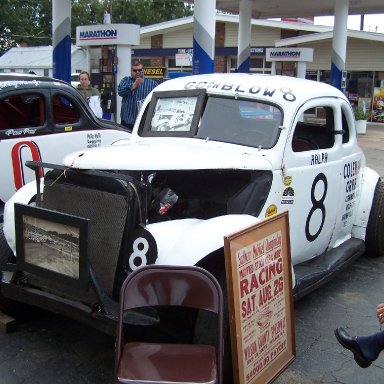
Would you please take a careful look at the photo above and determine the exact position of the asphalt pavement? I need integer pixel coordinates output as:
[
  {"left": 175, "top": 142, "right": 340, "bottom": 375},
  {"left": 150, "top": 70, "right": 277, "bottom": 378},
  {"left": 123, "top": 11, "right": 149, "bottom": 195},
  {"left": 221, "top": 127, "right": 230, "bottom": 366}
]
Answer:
[
  {"left": 357, "top": 122, "right": 384, "bottom": 177},
  {"left": 0, "top": 123, "right": 384, "bottom": 384}
]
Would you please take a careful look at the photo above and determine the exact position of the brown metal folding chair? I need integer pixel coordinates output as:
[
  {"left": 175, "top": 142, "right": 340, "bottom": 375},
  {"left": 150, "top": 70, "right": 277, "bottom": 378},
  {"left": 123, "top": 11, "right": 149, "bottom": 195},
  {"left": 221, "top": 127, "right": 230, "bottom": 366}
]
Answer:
[{"left": 114, "top": 264, "right": 223, "bottom": 384}]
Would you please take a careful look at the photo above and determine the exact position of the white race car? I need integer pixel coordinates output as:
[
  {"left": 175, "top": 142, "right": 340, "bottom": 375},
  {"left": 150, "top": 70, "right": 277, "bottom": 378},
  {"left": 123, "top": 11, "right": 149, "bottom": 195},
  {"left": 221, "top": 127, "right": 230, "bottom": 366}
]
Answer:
[{"left": 1, "top": 74, "right": 383, "bottom": 376}]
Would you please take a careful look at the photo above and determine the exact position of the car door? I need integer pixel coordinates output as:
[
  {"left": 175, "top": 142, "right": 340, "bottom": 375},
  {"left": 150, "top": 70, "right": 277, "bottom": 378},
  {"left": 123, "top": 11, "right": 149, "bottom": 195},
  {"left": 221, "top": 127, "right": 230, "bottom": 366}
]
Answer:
[
  {"left": 329, "top": 101, "right": 365, "bottom": 246},
  {"left": 0, "top": 88, "right": 130, "bottom": 204},
  {"left": 282, "top": 98, "right": 344, "bottom": 265}
]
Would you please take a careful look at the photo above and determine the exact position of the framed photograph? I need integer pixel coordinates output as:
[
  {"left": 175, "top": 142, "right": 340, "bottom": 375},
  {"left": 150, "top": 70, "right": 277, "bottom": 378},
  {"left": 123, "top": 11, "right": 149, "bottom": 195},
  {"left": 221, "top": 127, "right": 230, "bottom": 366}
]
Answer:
[
  {"left": 15, "top": 203, "right": 89, "bottom": 289},
  {"left": 224, "top": 211, "right": 295, "bottom": 384},
  {"left": 142, "top": 89, "right": 206, "bottom": 137}
]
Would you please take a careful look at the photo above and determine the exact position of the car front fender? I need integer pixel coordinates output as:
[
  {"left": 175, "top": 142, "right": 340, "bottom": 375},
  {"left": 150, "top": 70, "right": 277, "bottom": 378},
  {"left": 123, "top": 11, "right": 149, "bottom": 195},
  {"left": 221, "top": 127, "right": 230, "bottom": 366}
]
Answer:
[
  {"left": 3, "top": 179, "right": 42, "bottom": 255},
  {"left": 352, "top": 166, "right": 380, "bottom": 239},
  {"left": 146, "top": 214, "right": 261, "bottom": 266}
]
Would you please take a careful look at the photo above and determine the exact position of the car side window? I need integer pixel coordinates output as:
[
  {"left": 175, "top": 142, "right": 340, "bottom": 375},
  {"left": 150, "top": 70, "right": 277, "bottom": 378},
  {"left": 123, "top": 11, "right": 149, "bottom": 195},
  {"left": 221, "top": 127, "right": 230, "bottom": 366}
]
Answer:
[
  {"left": 292, "top": 106, "right": 335, "bottom": 152},
  {"left": 0, "top": 94, "right": 45, "bottom": 130},
  {"left": 52, "top": 94, "right": 81, "bottom": 125},
  {"left": 341, "top": 109, "right": 350, "bottom": 144}
]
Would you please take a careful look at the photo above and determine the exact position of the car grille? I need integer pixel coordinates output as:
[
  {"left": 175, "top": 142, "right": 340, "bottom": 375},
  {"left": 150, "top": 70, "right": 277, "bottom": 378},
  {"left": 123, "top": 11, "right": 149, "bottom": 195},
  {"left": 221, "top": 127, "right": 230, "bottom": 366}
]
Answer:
[{"left": 42, "top": 172, "right": 134, "bottom": 296}]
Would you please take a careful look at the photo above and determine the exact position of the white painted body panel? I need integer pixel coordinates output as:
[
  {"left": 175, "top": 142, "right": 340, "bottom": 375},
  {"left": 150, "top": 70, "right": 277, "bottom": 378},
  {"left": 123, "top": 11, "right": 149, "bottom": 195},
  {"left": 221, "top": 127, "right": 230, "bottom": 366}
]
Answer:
[
  {"left": 63, "top": 138, "right": 273, "bottom": 171},
  {"left": 3, "top": 180, "right": 41, "bottom": 254},
  {"left": 147, "top": 215, "right": 261, "bottom": 266},
  {"left": 352, "top": 167, "right": 381, "bottom": 239},
  {"left": 0, "top": 130, "right": 130, "bottom": 203}
]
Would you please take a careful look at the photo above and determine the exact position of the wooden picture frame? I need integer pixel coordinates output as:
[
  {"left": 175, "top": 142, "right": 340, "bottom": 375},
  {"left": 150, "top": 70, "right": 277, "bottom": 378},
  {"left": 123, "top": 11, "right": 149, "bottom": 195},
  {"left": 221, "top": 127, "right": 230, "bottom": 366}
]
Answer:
[
  {"left": 142, "top": 89, "right": 206, "bottom": 137},
  {"left": 224, "top": 211, "right": 295, "bottom": 384},
  {"left": 15, "top": 203, "right": 89, "bottom": 290}
]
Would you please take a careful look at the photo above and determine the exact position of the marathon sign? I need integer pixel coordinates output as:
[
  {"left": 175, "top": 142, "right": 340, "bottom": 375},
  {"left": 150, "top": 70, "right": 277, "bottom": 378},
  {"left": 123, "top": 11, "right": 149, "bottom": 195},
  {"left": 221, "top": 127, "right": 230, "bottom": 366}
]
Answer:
[
  {"left": 266, "top": 48, "right": 313, "bottom": 62},
  {"left": 79, "top": 29, "right": 117, "bottom": 40},
  {"left": 76, "top": 24, "right": 140, "bottom": 46}
]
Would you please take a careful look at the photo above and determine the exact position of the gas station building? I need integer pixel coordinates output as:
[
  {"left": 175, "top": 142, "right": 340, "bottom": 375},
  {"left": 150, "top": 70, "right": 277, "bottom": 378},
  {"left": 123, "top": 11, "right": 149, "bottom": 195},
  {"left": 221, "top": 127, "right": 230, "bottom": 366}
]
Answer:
[
  {"left": 75, "top": 14, "right": 384, "bottom": 121},
  {"left": 1, "top": 14, "right": 383, "bottom": 122},
  {"left": 135, "top": 15, "right": 384, "bottom": 109}
]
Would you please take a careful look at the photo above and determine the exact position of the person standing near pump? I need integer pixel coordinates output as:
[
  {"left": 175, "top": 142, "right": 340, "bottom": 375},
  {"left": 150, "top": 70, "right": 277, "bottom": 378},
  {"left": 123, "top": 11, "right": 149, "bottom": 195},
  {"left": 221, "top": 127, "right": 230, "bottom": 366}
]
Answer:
[
  {"left": 118, "top": 61, "right": 158, "bottom": 132},
  {"left": 76, "top": 71, "right": 103, "bottom": 118}
]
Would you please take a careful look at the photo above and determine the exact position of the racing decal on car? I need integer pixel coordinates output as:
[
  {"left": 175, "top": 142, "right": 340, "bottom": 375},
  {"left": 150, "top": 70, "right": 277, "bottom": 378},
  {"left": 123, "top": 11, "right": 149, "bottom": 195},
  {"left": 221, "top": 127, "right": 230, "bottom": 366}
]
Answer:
[
  {"left": 124, "top": 228, "right": 158, "bottom": 273},
  {"left": 87, "top": 132, "right": 102, "bottom": 148},
  {"left": 305, "top": 173, "right": 327, "bottom": 242},
  {"left": 5, "top": 128, "right": 38, "bottom": 136},
  {"left": 283, "top": 176, "right": 292, "bottom": 186},
  {"left": 0, "top": 80, "right": 40, "bottom": 90},
  {"left": 11, "top": 141, "right": 43, "bottom": 190},
  {"left": 184, "top": 81, "right": 296, "bottom": 102},
  {"left": 265, "top": 204, "right": 277, "bottom": 218},
  {"left": 341, "top": 160, "right": 361, "bottom": 223},
  {"left": 281, "top": 187, "right": 294, "bottom": 205},
  {"left": 311, "top": 152, "right": 328, "bottom": 165}
]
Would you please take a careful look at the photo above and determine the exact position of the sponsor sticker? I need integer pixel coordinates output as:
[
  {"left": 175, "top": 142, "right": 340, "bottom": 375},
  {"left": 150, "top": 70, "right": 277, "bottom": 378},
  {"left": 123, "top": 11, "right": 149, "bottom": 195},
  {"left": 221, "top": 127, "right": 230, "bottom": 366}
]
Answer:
[
  {"left": 283, "top": 176, "right": 292, "bottom": 186},
  {"left": 265, "top": 204, "right": 277, "bottom": 218}
]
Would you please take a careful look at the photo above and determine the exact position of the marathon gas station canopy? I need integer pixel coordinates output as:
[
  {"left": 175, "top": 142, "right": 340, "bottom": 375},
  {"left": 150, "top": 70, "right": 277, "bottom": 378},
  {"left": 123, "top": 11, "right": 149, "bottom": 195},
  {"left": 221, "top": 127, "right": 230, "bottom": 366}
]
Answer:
[
  {"left": 185, "top": 0, "right": 383, "bottom": 89},
  {"left": 202, "top": 0, "right": 383, "bottom": 18},
  {"left": 52, "top": 0, "right": 384, "bottom": 91}
]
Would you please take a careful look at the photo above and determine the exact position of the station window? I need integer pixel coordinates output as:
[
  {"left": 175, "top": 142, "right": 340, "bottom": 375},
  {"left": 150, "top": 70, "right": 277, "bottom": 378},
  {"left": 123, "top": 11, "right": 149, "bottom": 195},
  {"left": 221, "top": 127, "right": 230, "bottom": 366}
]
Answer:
[
  {"left": 167, "top": 58, "right": 192, "bottom": 75},
  {"left": 348, "top": 72, "right": 374, "bottom": 98},
  {"left": 229, "top": 57, "right": 272, "bottom": 74},
  {"left": 132, "top": 58, "right": 151, "bottom": 67}
]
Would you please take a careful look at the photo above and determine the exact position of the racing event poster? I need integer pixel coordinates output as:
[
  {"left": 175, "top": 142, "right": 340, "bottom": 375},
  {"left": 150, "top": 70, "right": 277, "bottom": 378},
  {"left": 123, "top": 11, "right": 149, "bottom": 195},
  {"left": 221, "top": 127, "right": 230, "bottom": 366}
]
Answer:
[{"left": 224, "top": 211, "right": 295, "bottom": 384}]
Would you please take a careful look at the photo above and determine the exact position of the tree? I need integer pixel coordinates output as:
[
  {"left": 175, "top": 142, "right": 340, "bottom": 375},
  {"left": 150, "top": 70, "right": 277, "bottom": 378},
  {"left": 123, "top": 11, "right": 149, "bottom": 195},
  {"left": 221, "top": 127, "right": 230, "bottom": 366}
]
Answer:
[
  {"left": 0, "top": 0, "right": 193, "bottom": 53},
  {"left": 71, "top": 0, "right": 109, "bottom": 37},
  {"left": 109, "top": 0, "right": 193, "bottom": 26},
  {"left": 0, "top": 0, "right": 52, "bottom": 51}
]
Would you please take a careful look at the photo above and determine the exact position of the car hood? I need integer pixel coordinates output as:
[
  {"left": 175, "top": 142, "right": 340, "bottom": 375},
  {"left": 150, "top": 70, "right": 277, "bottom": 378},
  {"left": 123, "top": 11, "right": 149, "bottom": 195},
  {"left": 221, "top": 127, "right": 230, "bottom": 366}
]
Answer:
[{"left": 63, "top": 138, "right": 273, "bottom": 171}]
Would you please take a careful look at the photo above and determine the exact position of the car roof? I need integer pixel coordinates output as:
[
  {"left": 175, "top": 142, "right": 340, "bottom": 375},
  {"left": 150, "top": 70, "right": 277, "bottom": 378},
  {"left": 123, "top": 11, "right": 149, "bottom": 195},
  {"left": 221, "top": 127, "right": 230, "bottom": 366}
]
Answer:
[
  {"left": 0, "top": 73, "right": 71, "bottom": 89},
  {"left": 154, "top": 73, "right": 348, "bottom": 108}
]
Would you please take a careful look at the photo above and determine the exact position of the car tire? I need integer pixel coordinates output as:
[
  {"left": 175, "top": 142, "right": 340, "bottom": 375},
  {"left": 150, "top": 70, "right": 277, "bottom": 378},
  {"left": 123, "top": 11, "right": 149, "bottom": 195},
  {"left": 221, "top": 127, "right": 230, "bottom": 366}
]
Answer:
[
  {"left": 0, "top": 223, "right": 16, "bottom": 312},
  {"left": 365, "top": 180, "right": 384, "bottom": 257}
]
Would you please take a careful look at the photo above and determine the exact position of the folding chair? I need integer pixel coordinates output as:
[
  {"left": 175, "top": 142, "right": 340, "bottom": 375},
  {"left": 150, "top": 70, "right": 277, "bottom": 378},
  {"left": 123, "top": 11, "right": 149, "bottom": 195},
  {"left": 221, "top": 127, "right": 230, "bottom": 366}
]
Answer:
[{"left": 115, "top": 264, "right": 223, "bottom": 384}]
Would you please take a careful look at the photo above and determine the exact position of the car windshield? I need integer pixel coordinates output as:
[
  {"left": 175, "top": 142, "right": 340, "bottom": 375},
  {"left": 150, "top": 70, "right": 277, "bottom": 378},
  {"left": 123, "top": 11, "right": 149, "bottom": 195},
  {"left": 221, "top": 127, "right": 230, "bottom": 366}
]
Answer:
[{"left": 197, "top": 97, "right": 282, "bottom": 148}]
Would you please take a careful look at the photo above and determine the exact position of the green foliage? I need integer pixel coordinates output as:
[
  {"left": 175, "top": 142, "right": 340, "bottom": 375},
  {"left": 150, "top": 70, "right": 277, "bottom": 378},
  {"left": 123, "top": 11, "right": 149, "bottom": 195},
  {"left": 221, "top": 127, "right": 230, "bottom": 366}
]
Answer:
[
  {"left": 111, "top": 0, "right": 193, "bottom": 25},
  {"left": 354, "top": 106, "right": 370, "bottom": 120},
  {"left": 0, "top": 0, "right": 52, "bottom": 51},
  {"left": 71, "top": 0, "right": 109, "bottom": 37},
  {"left": 0, "top": 0, "right": 193, "bottom": 53}
]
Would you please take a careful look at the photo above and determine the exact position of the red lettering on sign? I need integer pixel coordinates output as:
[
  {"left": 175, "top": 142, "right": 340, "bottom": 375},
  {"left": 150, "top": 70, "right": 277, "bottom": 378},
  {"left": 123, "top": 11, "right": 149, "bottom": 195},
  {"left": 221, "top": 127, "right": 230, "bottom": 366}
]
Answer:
[{"left": 11, "top": 141, "right": 43, "bottom": 190}]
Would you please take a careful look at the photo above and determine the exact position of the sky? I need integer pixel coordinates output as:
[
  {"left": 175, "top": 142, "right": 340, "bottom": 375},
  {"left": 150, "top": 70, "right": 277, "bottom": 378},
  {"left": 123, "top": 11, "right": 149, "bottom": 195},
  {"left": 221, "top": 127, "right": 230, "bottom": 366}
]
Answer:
[{"left": 314, "top": 14, "right": 384, "bottom": 33}]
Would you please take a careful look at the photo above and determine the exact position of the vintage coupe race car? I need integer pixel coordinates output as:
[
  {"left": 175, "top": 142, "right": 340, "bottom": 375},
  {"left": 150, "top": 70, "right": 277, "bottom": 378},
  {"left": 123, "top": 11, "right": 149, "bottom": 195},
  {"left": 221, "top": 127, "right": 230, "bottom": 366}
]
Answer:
[
  {"left": 0, "top": 73, "right": 131, "bottom": 206},
  {"left": 1, "top": 73, "right": 383, "bottom": 340}
]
